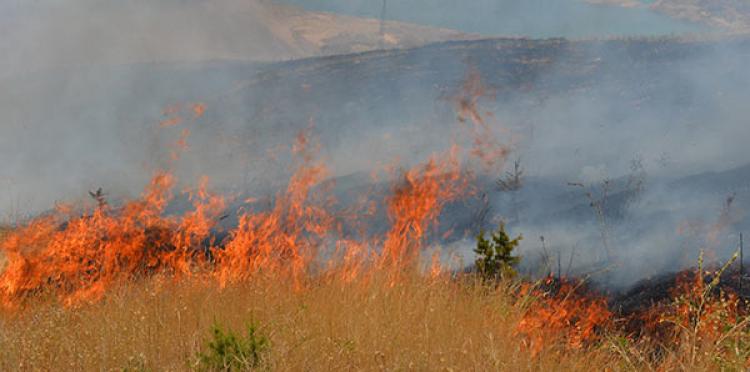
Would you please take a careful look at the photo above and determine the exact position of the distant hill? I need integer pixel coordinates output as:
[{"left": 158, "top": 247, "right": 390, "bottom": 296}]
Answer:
[
  {"left": 651, "top": 0, "right": 750, "bottom": 32},
  {"left": 590, "top": 0, "right": 750, "bottom": 33},
  {"left": 0, "top": 0, "right": 475, "bottom": 78},
  {"left": 281, "top": 0, "right": 703, "bottom": 38}
]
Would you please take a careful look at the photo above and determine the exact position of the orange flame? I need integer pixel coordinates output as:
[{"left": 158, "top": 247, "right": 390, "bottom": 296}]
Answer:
[
  {"left": 638, "top": 270, "right": 743, "bottom": 346},
  {"left": 517, "top": 278, "right": 613, "bottom": 355},
  {"left": 455, "top": 68, "right": 512, "bottom": 173},
  {"left": 159, "top": 102, "right": 206, "bottom": 127},
  {"left": 0, "top": 172, "right": 202, "bottom": 307},
  {"left": 380, "top": 146, "right": 469, "bottom": 270},
  {"left": 216, "top": 131, "right": 334, "bottom": 288},
  {"left": 0, "top": 70, "right": 516, "bottom": 308},
  {"left": 192, "top": 103, "right": 206, "bottom": 119}
]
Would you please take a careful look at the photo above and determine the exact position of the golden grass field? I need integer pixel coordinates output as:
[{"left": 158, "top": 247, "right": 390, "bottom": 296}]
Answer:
[
  {"left": 0, "top": 273, "right": 594, "bottom": 371},
  {"left": 1, "top": 268, "right": 748, "bottom": 371}
]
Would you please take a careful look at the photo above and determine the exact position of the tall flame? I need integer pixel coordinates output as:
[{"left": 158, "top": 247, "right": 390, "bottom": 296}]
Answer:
[
  {"left": 0, "top": 69, "right": 512, "bottom": 308},
  {"left": 0, "top": 172, "right": 200, "bottom": 306},
  {"left": 380, "top": 146, "right": 469, "bottom": 269},
  {"left": 216, "top": 132, "right": 333, "bottom": 287}
]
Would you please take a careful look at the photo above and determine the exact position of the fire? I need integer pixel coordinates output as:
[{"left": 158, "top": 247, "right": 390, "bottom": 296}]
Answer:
[
  {"left": 5, "top": 70, "right": 750, "bottom": 370},
  {"left": 0, "top": 101, "right": 224, "bottom": 307},
  {"left": 639, "top": 267, "right": 744, "bottom": 349},
  {"left": 0, "top": 129, "right": 476, "bottom": 307},
  {"left": 159, "top": 102, "right": 206, "bottom": 127},
  {"left": 160, "top": 104, "right": 182, "bottom": 127},
  {"left": 455, "top": 68, "right": 512, "bottom": 173},
  {"left": 171, "top": 128, "right": 191, "bottom": 161},
  {"left": 0, "top": 68, "right": 513, "bottom": 309},
  {"left": 380, "top": 146, "right": 469, "bottom": 269},
  {"left": 675, "top": 196, "right": 743, "bottom": 267},
  {"left": 0, "top": 172, "right": 197, "bottom": 307},
  {"left": 517, "top": 278, "right": 613, "bottom": 355},
  {"left": 192, "top": 103, "right": 206, "bottom": 119},
  {"left": 216, "top": 132, "right": 334, "bottom": 287}
]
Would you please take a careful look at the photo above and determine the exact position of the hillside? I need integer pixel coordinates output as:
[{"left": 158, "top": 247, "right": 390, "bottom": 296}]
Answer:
[
  {"left": 650, "top": 0, "right": 750, "bottom": 32},
  {"left": 281, "top": 0, "right": 704, "bottom": 38},
  {"left": 590, "top": 0, "right": 750, "bottom": 33},
  {"left": 0, "top": 0, "right": 474, "bottom": 78}
]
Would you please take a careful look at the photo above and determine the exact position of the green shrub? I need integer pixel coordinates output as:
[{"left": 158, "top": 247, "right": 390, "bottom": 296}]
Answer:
[
  {"left": 196, "top": 322, "right": 269, "bottom": 371},
  {"left": 474, "top": 224, "right": 521, "bottom": 281}
]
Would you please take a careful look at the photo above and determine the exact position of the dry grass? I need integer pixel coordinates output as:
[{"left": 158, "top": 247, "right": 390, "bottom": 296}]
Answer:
[
  {"left": 0, "top": 225, "right": 8, "bottom": 272},
  {"left": 0, "top": 270, "right": 747, "bottom": 371},
  {"left": 0, "top": 272, "right": 617, "bottom": 371}
]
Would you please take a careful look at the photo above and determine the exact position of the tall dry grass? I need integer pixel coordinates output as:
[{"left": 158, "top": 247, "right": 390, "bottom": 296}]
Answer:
[
  {"left": 0, "top": 269, "right": 747, "bottom": 371},
  {"left": 0, "top": 271, "right": 616, "bottom": 371},
  {"left": 0, "top": 225, "right": 8, "bottom": 272}
]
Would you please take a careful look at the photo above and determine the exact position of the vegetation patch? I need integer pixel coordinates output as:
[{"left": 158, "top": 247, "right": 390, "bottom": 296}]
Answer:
[{"left": 196, "top": 322, "right": 269, "bottom": 371}]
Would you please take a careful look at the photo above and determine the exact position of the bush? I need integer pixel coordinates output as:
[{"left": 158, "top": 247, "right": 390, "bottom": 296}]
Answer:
[
  {"left": 474, "top": 224, "right": 521, "bottom": 281},
  {"left": 196, "top": 322, "right": 269, "bottom": 371}
]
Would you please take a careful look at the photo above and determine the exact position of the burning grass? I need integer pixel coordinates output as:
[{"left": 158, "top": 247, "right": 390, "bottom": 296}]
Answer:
[
  {"left": 0, "top": 225, "right": 8, "bottom": 264},
  {"left": 3, "top": 171, "right": 750, "bottom": 369},
  {"left": 0, "top": 123, "right": 476, "bottom": 309},
  {"left": 1, "top": 176, "right": 748, "bottom": 371},
  {"left": 4, "top": 80, "right": 750, "bottom": 370},
  {"left": 1, "top": 166, "right": 749, "bottom": 370}
]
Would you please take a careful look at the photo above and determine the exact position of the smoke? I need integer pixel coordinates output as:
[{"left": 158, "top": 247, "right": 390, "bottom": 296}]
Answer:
[
  {"left": 0, "top": 0, "right": 306, "bottom": 78},
  {"left": 3, "top": 0, "right": 750, "bottom": 288},
  {"left": 479, "top": 39, "right": 750, "bottom": 287},
  {"left": 0, "top": 0, "right": 306, "bottom": 220}
]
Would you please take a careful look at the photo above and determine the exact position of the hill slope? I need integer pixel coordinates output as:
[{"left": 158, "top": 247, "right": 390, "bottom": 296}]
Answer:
[
  {"left": 0, "top": 0, "right": 474, "bottom": 78},
  {"left": 591, "top": 0, "right": 750, "bottom": 33}
]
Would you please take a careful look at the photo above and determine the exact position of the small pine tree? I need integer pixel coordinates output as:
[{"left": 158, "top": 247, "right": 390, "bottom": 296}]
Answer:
[
  {"left": 196, "top": 322, "right": 269, "bottom": 371},
  {"left": 474, "top": 224, "right": 521, "bottom": 281}
]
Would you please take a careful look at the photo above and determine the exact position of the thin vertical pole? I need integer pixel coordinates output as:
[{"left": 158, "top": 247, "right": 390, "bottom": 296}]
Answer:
[
  {"left": 558, "top": 249, "right": 562, "bottom": 281},
  {"left": 379, "top": 0, "right": 387, "bottom": 49}
]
